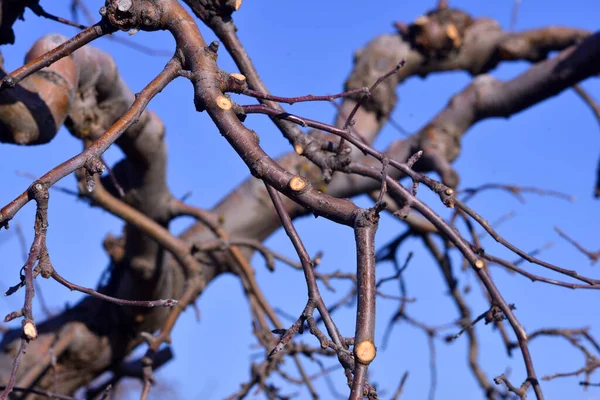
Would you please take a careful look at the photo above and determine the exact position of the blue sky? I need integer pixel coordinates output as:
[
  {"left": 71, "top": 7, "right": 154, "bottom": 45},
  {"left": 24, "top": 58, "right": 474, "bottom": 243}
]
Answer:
[{"left": 1, "top": 1, "right": 599, "bottom": 399}]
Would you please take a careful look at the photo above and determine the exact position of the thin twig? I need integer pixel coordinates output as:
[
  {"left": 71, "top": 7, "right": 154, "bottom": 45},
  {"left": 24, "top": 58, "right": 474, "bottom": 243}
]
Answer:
[
  {"left": 555, "top": 226, "right": 600, "bottom": 264},
  {"left": 51, "top": 269, "right": 177, "bottom": 307},
  {"left": 27, "top": 2, "right": 87, "bottom": 29},
  {"left": 169, "top": 200, "right": 318, "bottom": 397},
  {"left": 338, "top": 60, "right": 406, "bottom": 153},
  {"left": 241, "top": 87, "right": 369, "bottom": 105},
  {"left": 391, "top": 371, "right": 409, "bottom": 400}
]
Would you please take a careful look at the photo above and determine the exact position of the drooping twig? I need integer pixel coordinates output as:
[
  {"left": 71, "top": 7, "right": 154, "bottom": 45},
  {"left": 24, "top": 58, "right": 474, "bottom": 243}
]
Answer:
[
  {"left": 455, "top": 199, "right": 598, "bottom": 285},
  {"left": 573, "top": 84, "right": 600, "bottom": 195},
  {"left": 50, "top": 268, "right": 177, "bottom": 308},
  {"left": 387, "top": 115, "right": 411, "bottom": 137},
  {"left": 510, "top": 0, "right": 522, "bottom": 31},
  {"left": 494, "top": 373, "right": 529, "bottom": 399},
  {"left": 27, "top": 2, "right": 87, "bottom": 29},
  {"left": 555, "top": 226, "right": 600, "bottom": 264},
  {"left": 521, "top": 328, "right": 600, "bottom": 384},
  {"left": 458, "top": 183, "right": 575, "bottom": 204},
  {"left": 391, "top": 371, "right": 409, "bottom": 400},
  {"left": 573, "top": 85, "right": 600, "bottom": 126},
  {"left": 338, "top": 60, "right": 406, "bottom": 154},
  {"left": 451, "top": 305, "right": 516, "bottom": 341}
]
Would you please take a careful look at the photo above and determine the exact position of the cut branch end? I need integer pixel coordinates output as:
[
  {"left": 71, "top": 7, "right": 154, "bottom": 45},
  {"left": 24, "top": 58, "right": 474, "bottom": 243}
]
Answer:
[
  {"left": 355, "top": 340, "right": 376, "bottom": 364},
  {"left": 216, "top": 95, "right": 232, "bottom": 110},
  {"left": 23, "top": 321, "right": 37, "bottom": 340},
  {"left": 288, "top": 176, "right": 307, "bottom": 192}
]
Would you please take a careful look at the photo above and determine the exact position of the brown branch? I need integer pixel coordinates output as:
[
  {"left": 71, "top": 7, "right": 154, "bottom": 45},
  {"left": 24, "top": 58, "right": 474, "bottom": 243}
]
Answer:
[
  {"left": 0, "top": 56, "right": 182, "bottom": 227},
  {"left": 0, "top": 182, "right": 51, "bottom": 399},
  {"left": 264, "top": 184, "right": 353, "bottom": 381},
  {"left": 189, "top": 0, "right": 367, "bottom": 183},
  {"left": 349, "top": 208, "right": 379, "bottom": 400},
  {"left": 0, "top": 21, "right": 116, "bottom": 91},
  {"left": 82, "top": 179, "right": 200, "bottom": 278}
]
